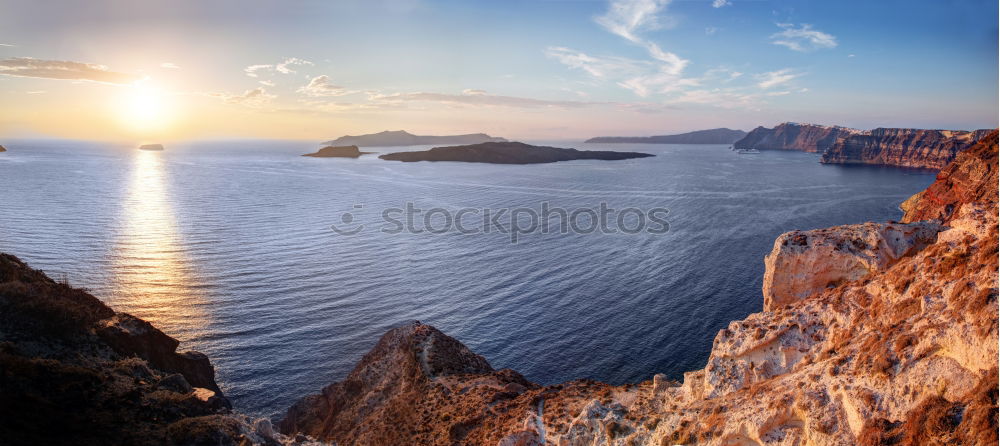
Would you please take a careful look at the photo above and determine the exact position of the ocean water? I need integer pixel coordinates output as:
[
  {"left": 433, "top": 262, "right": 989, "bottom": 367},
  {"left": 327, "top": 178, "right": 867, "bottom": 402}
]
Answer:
[{"left": 0, "top": 139, "right": 935, "bottom": 416}]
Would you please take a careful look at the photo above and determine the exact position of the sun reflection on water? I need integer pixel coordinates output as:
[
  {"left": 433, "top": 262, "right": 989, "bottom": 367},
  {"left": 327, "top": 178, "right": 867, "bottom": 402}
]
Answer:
[{"left": 109, "top": 149, "right": 208, "bottom": 341}]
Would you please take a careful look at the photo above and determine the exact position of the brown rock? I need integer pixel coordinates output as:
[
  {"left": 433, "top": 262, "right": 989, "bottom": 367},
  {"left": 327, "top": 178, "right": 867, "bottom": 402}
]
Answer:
[
  {"left": 733, "top": 122, "right": 863, "bottom": 152},
  {"left": 820, "top": 128, "right": 993, "bottom": 169}
]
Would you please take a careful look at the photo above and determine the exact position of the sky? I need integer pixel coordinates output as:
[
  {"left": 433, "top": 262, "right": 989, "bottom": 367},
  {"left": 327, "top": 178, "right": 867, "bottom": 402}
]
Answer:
[{"left": 0, "top": 0, "right": 997, "bottom": 141}]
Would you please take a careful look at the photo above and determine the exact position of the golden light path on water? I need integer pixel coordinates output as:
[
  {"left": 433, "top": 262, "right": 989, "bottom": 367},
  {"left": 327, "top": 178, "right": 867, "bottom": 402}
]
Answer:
[{"left": 107, "top": 149, "right": 209, "bottom": 341}]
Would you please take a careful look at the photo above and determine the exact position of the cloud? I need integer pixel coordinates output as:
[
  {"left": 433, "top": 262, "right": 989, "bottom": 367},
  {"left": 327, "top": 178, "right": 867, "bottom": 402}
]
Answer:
[
  {"left": 559, "top": 0, "right": 689, "bottom": 97},
  {"left": 244, "top": 58, "right": 313, "bottom": 77},
  {"left": 712, "top": 0, "right": 731, "bottom": 7},
  {"left": 545, "top": 46, "right": 647, "bottom": 79},
  {"left": 160, "top": 62, "right": 180, "bottom": 69},
  {"left": 368, "top": 89, "right": 594, "bottom": 108},
  {"left": 0, "top": 57, "right": 143, "bottom": 84},
  {"left": 770, "top": 23, "right": 837, "bottom": 52},
  {"left": 207, "top": 87, "right": 276, "bottom": 107},
  {"left": 705, "top": 27, "right": 718, "bottom": 35},
  {"left": 756, "top": 68, "right": 801, "bottom": 89},
  {"left": 259, "top": 80, "right": 275, "bottom": 87},
  {"left": 297, "top": 75, "right": 352, "bottom": 97},
  {"left": 276, "top": 57, "right": 312, "bottom": 74},
  {"left": 0, "top": 43, "right": 14, "bottom": 47},
  {"left": 595, "top": 0, "right": 673, "bottom": 43}
]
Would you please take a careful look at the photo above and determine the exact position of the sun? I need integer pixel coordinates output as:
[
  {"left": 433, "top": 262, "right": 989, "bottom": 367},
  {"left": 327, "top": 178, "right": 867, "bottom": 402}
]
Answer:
[{"left": 116, "top": 82, "right": 174, "bottom": 133}]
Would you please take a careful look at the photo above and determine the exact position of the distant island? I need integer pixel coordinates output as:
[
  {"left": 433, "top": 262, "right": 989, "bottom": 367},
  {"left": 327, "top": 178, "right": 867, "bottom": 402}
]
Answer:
[
  {"left": 302, "top": 145, "right": 372, "bottom": 158},
  {"left": 378, "top": 141, "right": 654, "bottom": 164},
  {"left": 138, "top": 144, "right": 164, "bottom": 151},
  {"left": 323, "top": 130, "right": 507, "bottom": 147},
  {"left": 585, "top": 128, "right": 746, "bottom": 144}
]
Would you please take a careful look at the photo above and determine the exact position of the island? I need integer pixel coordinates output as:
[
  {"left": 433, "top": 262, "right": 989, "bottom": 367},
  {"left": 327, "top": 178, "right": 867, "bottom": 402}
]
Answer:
[
  {"left": 323, "top": 130, "right": 507, "bottom": 147},
  {"left": 585, "top": 128, "right": 746, "bottom": 144},
  {"left": 301, "top": 145, "right": 372, "bottom": 158},
  {"left": 138, "top": 144, "right": 164, "bottom": 151},
  {"left": 0, "top": 145, "right": 6, "bottom": 152},
  {"left": 378, "top": 141, "right": 654, "bottom": 164}
]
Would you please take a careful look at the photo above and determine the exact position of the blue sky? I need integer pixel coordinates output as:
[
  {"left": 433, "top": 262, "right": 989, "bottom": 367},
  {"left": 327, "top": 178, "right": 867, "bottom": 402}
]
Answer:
[{"left": 0, "top": 0, "right": 996, "bottom": 139}]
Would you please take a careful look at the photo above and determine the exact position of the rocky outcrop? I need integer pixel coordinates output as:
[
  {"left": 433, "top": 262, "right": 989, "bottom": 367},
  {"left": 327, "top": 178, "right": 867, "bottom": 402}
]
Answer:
[
  {"left": 301, "top": 145, "right": 371, "bottom": 158},
  {"left": 281, "top": 131, "right": 999, "bottom": 445},
  {"left": 820, "top": 128, "right": 993, "bottom": 169},
  {"left": 761, "top": 221, "right": 942, "bottom": 311},
  {"left": 139, "top": 144, "right": 164, "bottom": 151},
  {"left": 323, "top": 130, "right": 507, "bottom": 147},
  {"left": 0, "top": 145, "right": 6, "bottom": 152},
  {"left": 733, "top": 123, "right": 863, "bottom": 152},
  {"left": 901, "top": 130, "right": 999, "bottom": 222},
  {"left": 0, "top": 254, "right": 304, "bottom": 446},
  {"left": 586, "top": 128, "right": 747, "bottom": 144},
  {"left": 279, "top": 322, "right": 540, "bottom": 445},
  {"left": 379, "top": 141, "right": 654, "bottom": 164}
]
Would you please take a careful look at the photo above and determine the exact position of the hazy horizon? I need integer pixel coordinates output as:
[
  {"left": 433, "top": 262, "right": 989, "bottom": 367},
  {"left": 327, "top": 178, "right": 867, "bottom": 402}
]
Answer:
[{"left": 1, "top": 0, "right": 997, "bottom": 141}]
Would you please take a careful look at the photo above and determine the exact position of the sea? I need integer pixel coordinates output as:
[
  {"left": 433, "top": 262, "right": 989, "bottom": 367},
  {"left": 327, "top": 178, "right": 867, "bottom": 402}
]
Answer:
[{"left": 0, "top": 139, "right": 936, "bottom": 417}]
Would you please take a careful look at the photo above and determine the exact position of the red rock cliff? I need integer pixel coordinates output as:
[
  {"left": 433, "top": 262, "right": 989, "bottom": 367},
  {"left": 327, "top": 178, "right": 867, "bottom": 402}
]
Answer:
[{"left": 820, "top": 128, "right": 994, "bottom": 169}]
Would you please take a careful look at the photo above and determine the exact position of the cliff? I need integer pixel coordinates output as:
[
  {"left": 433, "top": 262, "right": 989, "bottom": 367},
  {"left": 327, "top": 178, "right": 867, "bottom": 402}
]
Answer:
[
  {"left": 0, "top": 254, "right": 297, "bottom": 446},
  {"left": 733, "top": 123, "right": 863, "bottom": 153},
  {"left": 585, "top": 128, "right": 746, "bottom": 144},
  {"left": 0, "top": 145, "right": 6, "bottom": 152},
  {"left": 819, "top": 128, "right": 993, "bottom": 169},
  {"left": 379, "top": 141, "right": 654, "bottom": 164},
  {"left": 301, "top": 145, "right": 371, "bottom": 158},
  {"left": 323, "top": 130, "right": 507, "bottom": 147},
  {"left": 281, "top": 132, "right": 998, "bottom": 445}
]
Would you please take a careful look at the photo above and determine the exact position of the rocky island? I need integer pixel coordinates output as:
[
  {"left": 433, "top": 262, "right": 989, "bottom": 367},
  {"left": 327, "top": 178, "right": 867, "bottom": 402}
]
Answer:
[
  {"left": 586, "top": 128, "right": 747, "bottom": 144},
  {"left": 139, "top": 144, "right": 164, "bottom": 151},
  {"left": 378, "top": 141, "right": 654, "bottom": 164},
  {"left": 323, "top": 130, "right": 506, "bottom": 147},
  {"left": 301, "top": 145, "right": 371, "bottom": 158}
]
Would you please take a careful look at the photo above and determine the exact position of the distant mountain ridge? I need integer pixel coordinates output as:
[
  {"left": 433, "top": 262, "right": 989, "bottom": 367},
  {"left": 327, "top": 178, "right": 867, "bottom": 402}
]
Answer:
[
  {"left": 585, "top": 128, "right": 746, "bottom": 144},
  {"left": 323, "top": 130, "right": 506, "bottom": 147},
  {"left": 378, "top": 141, "right": 654, "bottom": 164},
  {"left": 733, "top": 123, "right": 863, "bottom": 153}
]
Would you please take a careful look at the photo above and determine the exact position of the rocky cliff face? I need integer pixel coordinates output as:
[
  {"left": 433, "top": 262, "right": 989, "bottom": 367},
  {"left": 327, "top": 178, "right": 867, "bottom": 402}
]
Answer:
[
  {"left": 819, "top": 128, "right": 993, "bottom": 169},
  {"left": 900, "top": 130, "right": 999, "bottom": 222},
  {"left": 0, "top": 254, "right": 300, "bottom": 446},
  {"left": 281, "top": 132, "right": 999, "bottom": 445},
  {"left": 733, "top": 123, "right": 863, "bottom": 152}
]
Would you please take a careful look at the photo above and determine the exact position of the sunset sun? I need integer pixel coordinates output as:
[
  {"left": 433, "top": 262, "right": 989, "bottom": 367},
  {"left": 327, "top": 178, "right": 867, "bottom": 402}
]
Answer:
[{"left": 117, "top": 82, "right": 173, "bottom": 132}]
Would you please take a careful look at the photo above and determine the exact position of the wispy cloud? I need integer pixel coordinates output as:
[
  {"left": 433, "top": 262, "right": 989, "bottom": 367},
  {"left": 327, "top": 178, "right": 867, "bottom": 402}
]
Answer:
[
  {"left": 0, "top": 57, "right": 142, "bottom": 84},
  {"left": 160, "top": 62, "right": 180, "bottom": 69},
  {"left": 595, "top": 0, "right": 673, "bottom": 43},
  {"left": 245, "top": 57, "right": 313, "bottom": 77},
  {"left": 0, "top": 43, "right": 14, "bottom": 47},
  {"left": 207, "top": 87, "right": 276, "bottom": 107},
  {"left": 711, "top": 0, "right": 731, "bottom": 8},
  {"left": 297, "top": 75, "right": 352, "bottom": 97},
  {"left": 770, "top": 23, "right": 837, "bottom": 52},
  {"left": 368, "top": 89, "right": 594, "bottom": 109},
  {"left": 756, "top": 68, "right": 802, "bottom": 89},
  {"left": 548, "top": 0, "right": 689, "bottom": 98}
]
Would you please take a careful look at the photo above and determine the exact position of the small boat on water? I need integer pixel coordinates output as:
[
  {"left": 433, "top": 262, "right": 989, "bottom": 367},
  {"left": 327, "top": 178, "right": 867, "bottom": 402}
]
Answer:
[{"left": 736, "top": 148, "right": 760, "bottom": 154}]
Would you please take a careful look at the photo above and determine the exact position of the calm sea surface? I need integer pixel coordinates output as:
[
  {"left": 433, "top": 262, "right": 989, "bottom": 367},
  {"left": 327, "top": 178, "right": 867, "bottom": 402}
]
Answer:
[{"left": 0, "top": 139, "right": 935, "bottom": 416}]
